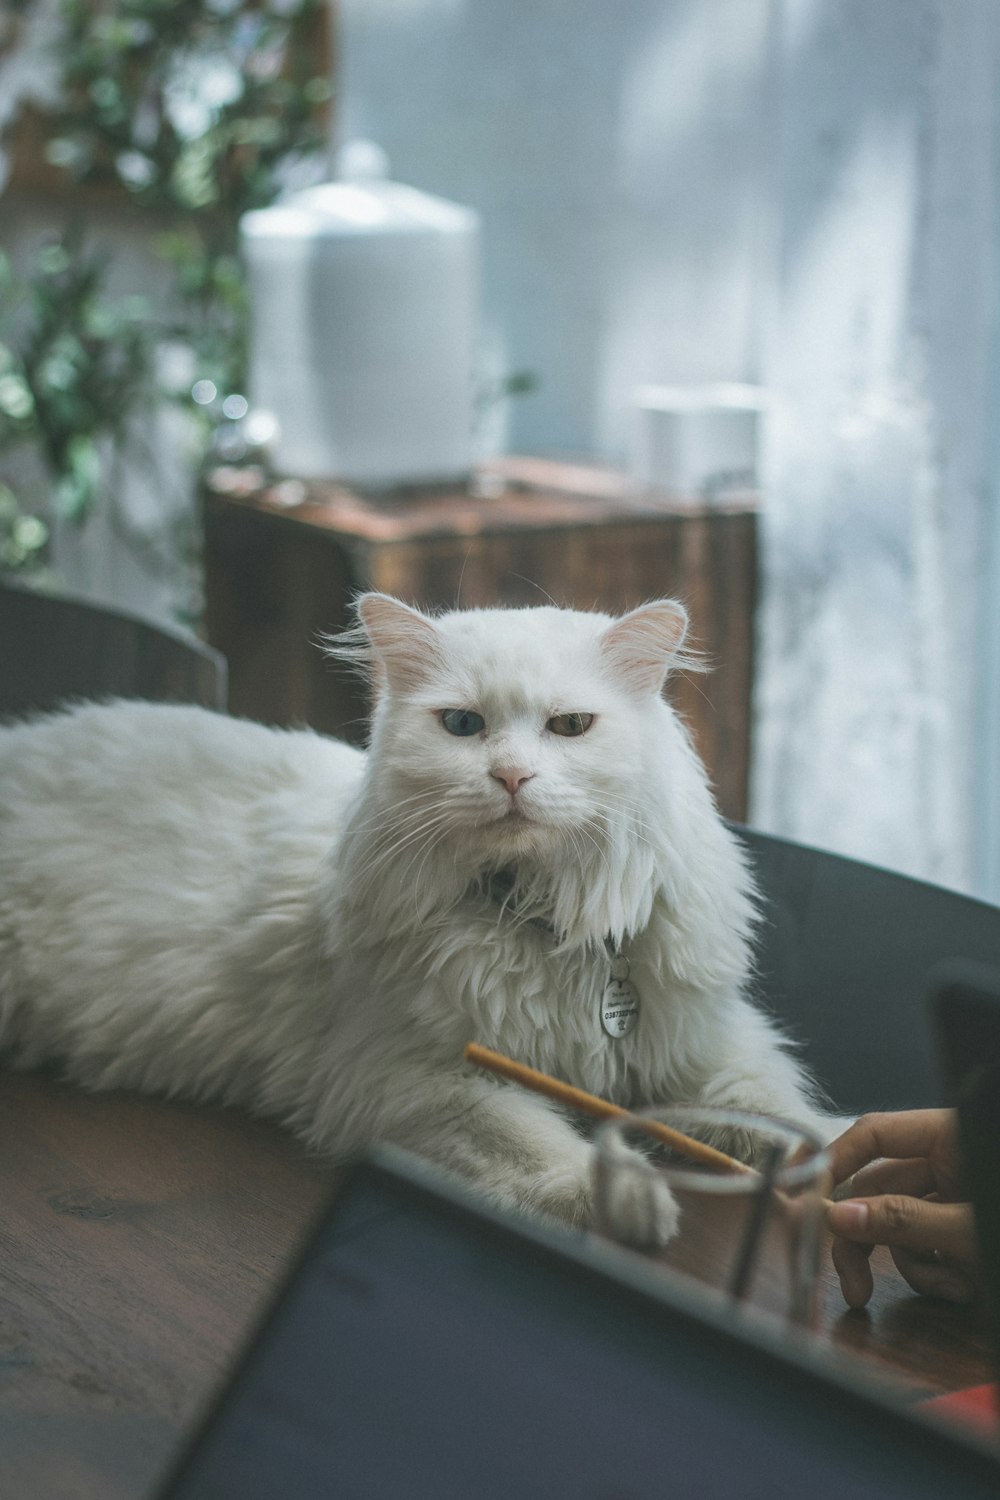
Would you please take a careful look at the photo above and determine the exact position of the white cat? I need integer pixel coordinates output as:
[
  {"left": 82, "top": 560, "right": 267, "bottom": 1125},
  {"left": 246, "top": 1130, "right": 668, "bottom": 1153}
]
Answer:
[{"left": 0, "top": 594, "right": 832, "bottom": 1242}]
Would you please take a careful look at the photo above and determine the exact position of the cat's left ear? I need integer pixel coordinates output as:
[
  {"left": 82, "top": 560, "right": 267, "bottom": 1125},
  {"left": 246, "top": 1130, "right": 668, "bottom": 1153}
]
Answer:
[
  {"left": 598, "top": 600, "right": 690, "bottom": 695},
  {"left": 355, "top": 593, "right": 443, "bottom": 690}
]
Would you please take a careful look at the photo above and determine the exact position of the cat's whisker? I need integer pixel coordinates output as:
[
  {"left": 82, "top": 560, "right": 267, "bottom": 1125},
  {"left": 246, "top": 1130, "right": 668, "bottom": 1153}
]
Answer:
[
  {"left": 351, "top": 829, "right": 433, "bottom": 878},
  {"left": 359, "top": 789, "right": 457, "bottom": 835},
  {"left": 574, "top": 825, "right": 614, "bottom": 879},
  {"left": 347, "top": 789, "right": 453, "bottom": 837},
  {"left": 585, "top": 785, "right": 652, "bottom": 821},
  {"left": 354, "top": 807, "right": 459, "bottom": 892},
  {"left": 544, "top": 807, "right": 619, "bottom": 880},
  {"left": 361, "top": 811, "right": 456, "bottom": 880},
  {"left": 372, "top": 804, "right": 468, "bottom": 927},
  {"left": 408, "top": 824, "right": 461, "bottom": 926},
  {"left": 585, "top": 796, "right": 656, "bottom": 853},
  {"left": 590, "top": 820, "right": 656, "bottom": 861},
  {"left": 370, "top": 792, "right": 455, "bottom": 840},
  {"left": 560, "top": 820, "right": 590, "bottom": 872}
]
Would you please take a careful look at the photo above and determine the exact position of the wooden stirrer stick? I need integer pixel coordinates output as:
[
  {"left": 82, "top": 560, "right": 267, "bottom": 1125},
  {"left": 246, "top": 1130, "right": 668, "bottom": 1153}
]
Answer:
[{"left": 464, "top": 1042, "right": 753, "bottom": 1175}]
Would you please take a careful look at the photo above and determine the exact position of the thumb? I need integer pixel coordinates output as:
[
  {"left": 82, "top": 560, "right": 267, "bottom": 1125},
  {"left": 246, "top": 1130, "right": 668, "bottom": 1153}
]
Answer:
[{"left": 827, "top": 1195, "right": 970, "bottom": 1261}]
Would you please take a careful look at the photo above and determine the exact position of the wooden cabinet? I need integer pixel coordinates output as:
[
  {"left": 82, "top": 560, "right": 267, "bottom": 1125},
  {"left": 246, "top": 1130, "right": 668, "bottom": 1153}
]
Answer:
[{"left": 202, "top": 457, "right": 757, "bottom": 819}]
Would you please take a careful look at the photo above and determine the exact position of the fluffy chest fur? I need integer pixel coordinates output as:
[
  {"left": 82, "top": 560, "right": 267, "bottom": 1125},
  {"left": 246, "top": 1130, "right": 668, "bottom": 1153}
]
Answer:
[{"left": 345, "top": 891, "right": 741, "bottom": 1113}]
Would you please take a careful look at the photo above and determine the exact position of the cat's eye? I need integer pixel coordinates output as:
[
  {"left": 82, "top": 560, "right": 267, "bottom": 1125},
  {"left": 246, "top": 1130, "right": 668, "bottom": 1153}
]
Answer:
[
  {"left": 440, "top": 708, "right": 486, "bottom": 737},
  {"left": 547, "top": 712, "right": 594, "bottom": 738}
]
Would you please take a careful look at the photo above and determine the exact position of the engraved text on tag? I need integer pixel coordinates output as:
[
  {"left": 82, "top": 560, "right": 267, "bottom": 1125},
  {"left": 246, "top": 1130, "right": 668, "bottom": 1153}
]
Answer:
[{"left": 601, "top": 975, "right": 640, "bottom": 1038}]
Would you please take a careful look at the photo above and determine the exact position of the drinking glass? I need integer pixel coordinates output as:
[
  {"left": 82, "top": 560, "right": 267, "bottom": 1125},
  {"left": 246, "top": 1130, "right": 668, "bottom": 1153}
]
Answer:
[{"left": 594, "top": 1106, "right": 832, "bottom": 1330}]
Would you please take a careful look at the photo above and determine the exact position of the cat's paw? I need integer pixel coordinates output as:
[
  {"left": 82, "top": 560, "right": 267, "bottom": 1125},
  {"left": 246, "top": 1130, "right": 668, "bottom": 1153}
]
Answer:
[
  {"left": 529, "top": 1163, "right": 597, "bottom": 1229},
  {"left": 592, "top": 1139, "right": 681, "bottom": 1248}
]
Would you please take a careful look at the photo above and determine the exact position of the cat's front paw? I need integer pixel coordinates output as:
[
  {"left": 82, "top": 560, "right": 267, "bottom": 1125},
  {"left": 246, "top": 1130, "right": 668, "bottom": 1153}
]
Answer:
[
  {"left": 529, "top": 1163, "right": 597, "bottom": 1230},
  {"left": 592, "top": 1140, "right": 681, "bottom": 1248}
]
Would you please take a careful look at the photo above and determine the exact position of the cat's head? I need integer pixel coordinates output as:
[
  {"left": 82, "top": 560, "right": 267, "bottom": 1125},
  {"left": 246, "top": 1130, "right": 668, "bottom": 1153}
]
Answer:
[{"left": 331, "top": 594, "right": 696, "bottom": 882}]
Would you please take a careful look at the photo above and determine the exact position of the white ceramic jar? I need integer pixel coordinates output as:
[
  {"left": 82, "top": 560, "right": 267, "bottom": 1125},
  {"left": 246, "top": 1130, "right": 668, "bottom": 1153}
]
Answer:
[{"left": 240, "top": 143, "right": 480, "bottom": 487}]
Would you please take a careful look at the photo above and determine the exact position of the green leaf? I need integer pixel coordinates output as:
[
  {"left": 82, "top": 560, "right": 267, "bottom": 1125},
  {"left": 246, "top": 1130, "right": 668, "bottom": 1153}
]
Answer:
[
  {"left": 12, "top": 514, "right": 49, "bottom": 552},
  {"left": 36, "top": 244, "right": 72, "bottom": 278},
  {"left": 0, "top": 374, "right": 35, "bottom": 422}
]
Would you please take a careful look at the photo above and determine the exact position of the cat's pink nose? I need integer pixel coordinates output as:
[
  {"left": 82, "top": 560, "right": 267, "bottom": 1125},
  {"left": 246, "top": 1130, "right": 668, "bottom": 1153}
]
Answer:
[{"left": 491, "top": 768, "right": 535, "bottom": 798}]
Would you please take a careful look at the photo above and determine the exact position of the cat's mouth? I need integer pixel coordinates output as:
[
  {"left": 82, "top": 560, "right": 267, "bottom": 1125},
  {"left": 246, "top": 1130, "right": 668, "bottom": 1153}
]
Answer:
[
  {"left": 497, "top": 802, "right": 537, "bottom": 827},
  {"left": 488, "top": 802, "right": 540, "bottom": 839}
]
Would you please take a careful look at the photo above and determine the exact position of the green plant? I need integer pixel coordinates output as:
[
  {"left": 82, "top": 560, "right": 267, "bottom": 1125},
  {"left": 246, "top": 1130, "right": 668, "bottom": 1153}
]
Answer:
[
  {"left": 0, "top": 238, "right": 155, "bottom": 568},
  {"left": 0, "top": 0, "right": 330, "bottom": 582},
  {"left": 47, "top": 0, "right": 330, "bottom": 397}
]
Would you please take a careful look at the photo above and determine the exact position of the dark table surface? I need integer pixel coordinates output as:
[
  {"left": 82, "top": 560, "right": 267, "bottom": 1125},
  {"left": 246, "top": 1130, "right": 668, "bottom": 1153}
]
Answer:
[{"left": 0, "top": 1071, "right": 994, "bottom": 1500}]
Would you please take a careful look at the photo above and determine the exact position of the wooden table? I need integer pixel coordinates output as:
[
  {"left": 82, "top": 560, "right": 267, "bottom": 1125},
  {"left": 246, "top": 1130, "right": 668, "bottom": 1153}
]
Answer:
[
  {"left": 202, "top": 456, "right": 758, "bottom": 821},
  {"left": 0, "top": 1072, "right": 993, "bottom": 1500},
  {"left": 0, "top": 1074, "right": 330, "bottom": 1500}
]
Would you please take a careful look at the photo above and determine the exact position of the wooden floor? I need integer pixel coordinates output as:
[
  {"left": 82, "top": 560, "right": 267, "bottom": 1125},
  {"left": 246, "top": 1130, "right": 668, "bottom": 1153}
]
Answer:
[{"left": 0, "top": 1072, "right": 332, "bottom": 1500}]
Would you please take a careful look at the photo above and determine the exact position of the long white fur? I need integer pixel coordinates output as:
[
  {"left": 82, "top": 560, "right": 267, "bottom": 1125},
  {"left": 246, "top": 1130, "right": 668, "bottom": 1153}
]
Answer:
[{"left": 0, "top": 594, "right": 835, "bottom": 1241}]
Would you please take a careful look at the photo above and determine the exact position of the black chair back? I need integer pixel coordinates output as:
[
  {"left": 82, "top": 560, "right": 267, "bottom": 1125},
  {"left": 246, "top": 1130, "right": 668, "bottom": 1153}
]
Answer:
[
  {"left": 733, "top": 824, "right": 1000, "bottom": 1113},
  {"left": 0, "top": 579, "right": 226, "bottom": 718}
]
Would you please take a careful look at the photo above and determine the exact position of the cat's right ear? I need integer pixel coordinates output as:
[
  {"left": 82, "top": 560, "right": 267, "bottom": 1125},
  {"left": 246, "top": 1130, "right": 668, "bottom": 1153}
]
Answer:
[{"left": 351, "top": 593, "right": 443, "bottom": 691}]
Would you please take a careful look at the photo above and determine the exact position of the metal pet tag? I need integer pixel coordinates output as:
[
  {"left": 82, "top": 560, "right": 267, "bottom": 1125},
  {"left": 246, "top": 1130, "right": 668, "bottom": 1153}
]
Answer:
[{"left": 601, "top": 951, "right": 640, "bottom": 1039}]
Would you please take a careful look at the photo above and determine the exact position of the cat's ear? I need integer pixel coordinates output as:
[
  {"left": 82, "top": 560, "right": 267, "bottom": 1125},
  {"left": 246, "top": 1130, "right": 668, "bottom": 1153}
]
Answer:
[
  {"left": 354, "top": 593, "right": 443, "bottom": 690},
  {"left": 598, "top": 600, "right": 691, "bottom": 694}
]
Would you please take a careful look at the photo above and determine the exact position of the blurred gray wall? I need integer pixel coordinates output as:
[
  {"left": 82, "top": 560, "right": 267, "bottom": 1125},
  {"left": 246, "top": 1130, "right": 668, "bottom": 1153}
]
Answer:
[{"left": 338, "top": 0, "right": 774, "bottom": 461}]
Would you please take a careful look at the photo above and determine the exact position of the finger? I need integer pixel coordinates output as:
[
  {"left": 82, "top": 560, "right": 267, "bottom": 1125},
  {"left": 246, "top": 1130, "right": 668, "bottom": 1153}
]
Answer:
[
  {"left": 828, "top": 1196, "right": 973, "bottom": 1262},
  {"left": 891, "top": 1247, "right": 977, "bottom": 1304},
  {"left": 828, "top": 1111, "right": 955, "bottom": 1185},
  {"left": 843, "top": 1157, "right": 934, "bottom": 1200},
  {"left": 831, "top": 1233, "right": 875, "bottom": 1309}
]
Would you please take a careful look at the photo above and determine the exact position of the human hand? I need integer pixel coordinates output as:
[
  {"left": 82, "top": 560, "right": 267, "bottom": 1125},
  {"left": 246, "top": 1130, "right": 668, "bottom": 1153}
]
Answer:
[{"left": 824, "top": 1110, "right": 978, "bottom": 1308}]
